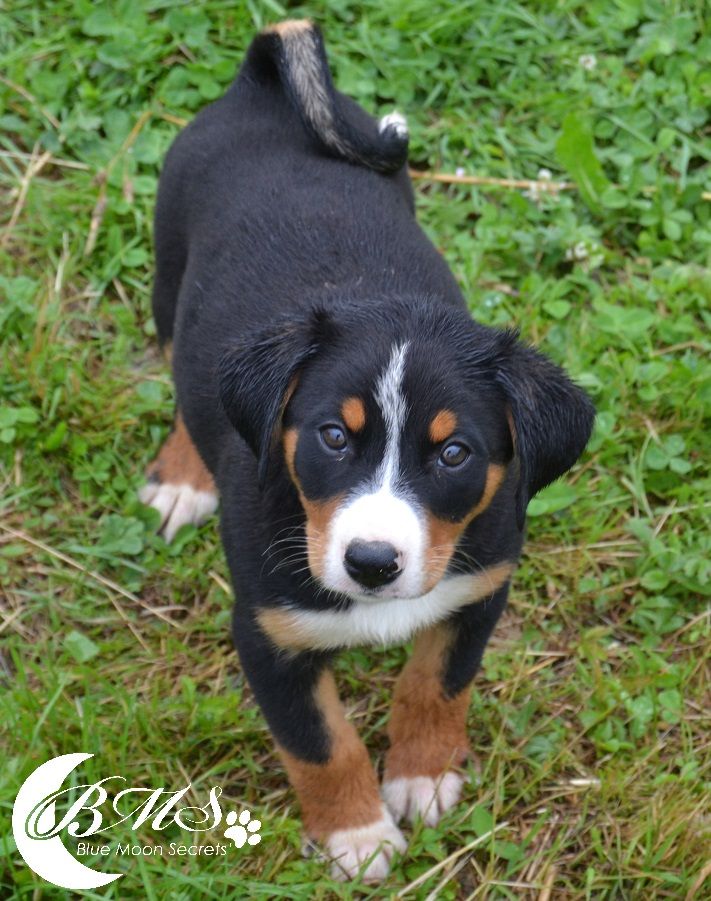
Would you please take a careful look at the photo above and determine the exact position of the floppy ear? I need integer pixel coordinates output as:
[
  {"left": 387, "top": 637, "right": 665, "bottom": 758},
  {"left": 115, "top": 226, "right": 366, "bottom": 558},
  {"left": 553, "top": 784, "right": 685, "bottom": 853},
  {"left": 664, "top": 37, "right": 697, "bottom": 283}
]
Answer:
[
  {"left": 218, "top": 308, "right": 336, "bottom": 487},
  {"left": 494, "top": 332, "right": 595, "bottom": 530}
]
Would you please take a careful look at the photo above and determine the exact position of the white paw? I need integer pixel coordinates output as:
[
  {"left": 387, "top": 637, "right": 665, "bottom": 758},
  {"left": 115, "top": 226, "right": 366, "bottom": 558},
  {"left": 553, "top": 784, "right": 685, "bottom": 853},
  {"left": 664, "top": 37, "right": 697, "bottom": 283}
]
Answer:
[
  {"left": 382, "top": 773, "right": 464, "bottom": 826},
  {"left": 139, "top": 481, "right": 218, "bottom": 542},
  {"left": 325, "top": 807, "right": 406, "bottom": 883},
  {"left": 379, "top": 111, "right": 408, "bottom": 139}
]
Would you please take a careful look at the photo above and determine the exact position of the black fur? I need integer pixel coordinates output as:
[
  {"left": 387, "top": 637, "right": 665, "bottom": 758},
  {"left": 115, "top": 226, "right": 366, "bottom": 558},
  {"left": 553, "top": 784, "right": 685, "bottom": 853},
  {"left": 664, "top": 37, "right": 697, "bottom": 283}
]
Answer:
[
  {"left": 149, "top": 22, "right": 594, "bottom": 777},
  {"left": 218, "top": 308, "right": 336, "bottom": 487},
  {"left": 246, "top": 25, "right": 409, "bottom": 173}
]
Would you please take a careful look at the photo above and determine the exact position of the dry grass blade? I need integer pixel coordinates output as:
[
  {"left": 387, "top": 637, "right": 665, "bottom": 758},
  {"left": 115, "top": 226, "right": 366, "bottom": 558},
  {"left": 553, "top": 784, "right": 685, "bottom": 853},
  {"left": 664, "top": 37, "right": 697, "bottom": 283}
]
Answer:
[
  {"left": 396, "top": 822, "right": 510, "bottom": 898},
  {"left": 410, "top": 168, "right": 711, "bottom": 200},
  {"left": 1, "top": 144, "right": 53, "bottom": 248},
  {"left": 83, "top": 178, "right": 108, "bottom": 256},
  {"left": 410, "top": 169, "right": 572, "bottom": 192},
  {"left": 0, "top": 149, "right": 89, "bottom": 171},
  {"left": 686, "top": 860, "right": 711, "bottom": 900},
  {"left": 0, "top": 74, "right": 61, "bottom": 130},
  {"left": 0, "top": 522, "right": 183, "bottom": 630}
]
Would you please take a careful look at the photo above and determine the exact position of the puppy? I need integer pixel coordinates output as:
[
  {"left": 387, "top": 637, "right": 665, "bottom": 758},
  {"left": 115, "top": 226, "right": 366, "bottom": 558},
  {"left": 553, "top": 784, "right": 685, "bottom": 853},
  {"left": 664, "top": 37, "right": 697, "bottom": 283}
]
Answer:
[{"left": 140, "top": 20, "right": 594, "bottom": 882}]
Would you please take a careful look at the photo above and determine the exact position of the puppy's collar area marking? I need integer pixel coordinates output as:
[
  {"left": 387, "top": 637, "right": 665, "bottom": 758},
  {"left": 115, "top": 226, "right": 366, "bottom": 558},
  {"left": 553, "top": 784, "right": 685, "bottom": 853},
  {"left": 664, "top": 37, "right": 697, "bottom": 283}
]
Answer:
[{"left": 257, "top": 562, "right": 514, "bottom": 651}]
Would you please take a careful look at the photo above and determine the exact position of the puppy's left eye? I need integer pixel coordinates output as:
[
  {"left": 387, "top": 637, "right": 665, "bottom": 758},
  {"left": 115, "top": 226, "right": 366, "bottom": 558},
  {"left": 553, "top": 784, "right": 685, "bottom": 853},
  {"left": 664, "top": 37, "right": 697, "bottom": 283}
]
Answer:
[
  {"left": 439, "top": 442, "right": 469, "bottom": 468},
  {"left": 320, "top": 425, "right": 348, "bottom": 452}
]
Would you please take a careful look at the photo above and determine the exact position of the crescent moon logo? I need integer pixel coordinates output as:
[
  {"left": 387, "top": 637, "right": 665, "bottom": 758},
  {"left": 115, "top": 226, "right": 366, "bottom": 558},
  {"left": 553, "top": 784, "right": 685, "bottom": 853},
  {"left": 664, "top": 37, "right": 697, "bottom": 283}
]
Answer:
[{"left": 12, "top": 753, "right": 123, "bottom": 891}]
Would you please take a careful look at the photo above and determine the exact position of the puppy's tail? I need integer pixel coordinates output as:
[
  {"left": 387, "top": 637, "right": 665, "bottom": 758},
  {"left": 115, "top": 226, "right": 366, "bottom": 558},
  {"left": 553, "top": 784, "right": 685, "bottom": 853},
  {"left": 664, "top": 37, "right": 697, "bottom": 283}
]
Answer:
[{"left": 244, "top": 20, "right": 408, "bottom": 174}]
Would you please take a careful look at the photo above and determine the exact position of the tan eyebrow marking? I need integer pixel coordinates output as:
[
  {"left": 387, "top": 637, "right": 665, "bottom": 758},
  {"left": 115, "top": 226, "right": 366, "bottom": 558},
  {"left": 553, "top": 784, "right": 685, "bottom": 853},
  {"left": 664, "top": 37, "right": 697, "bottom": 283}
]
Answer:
[
  {"left": 429, "top": 409, "right": 458, "bottom": 444},
  {"left": 341, "top": 396, "right": 366, "bottom": 433}
]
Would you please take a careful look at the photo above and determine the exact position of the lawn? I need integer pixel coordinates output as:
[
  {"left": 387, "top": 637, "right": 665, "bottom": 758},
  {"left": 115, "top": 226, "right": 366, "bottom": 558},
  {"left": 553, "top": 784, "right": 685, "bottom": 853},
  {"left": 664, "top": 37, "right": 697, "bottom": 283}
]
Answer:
[{"left": 1, "top": 1, "right": 709, "bottom": 898}]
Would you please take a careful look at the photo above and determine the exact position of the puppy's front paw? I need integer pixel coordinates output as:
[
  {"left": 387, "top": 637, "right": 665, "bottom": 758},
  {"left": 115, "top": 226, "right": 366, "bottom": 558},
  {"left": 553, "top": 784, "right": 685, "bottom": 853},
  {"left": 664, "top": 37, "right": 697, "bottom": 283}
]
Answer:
[
  {"left": 139, "top": 479, "right": 218, "bottom": 542},
  {"left": 382, "top": 772, "right": 465, "bottom": 827},
  {"left": 325, "top": 807, "right": 406, "bottom": 883},
  {"left": 139, "top": 413, "right": 218, "bottom": 542}
]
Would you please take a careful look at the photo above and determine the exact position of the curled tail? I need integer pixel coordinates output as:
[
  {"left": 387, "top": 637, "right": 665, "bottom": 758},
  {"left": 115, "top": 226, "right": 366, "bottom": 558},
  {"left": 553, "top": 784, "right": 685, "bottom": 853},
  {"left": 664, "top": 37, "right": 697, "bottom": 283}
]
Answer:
[{"left": 244, "top": 19, "right": 409, "bottom": 174}]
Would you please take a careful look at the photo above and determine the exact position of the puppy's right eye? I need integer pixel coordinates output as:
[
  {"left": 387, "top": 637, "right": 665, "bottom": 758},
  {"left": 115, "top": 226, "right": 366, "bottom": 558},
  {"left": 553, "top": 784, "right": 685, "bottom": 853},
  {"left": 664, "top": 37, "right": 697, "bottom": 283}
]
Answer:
[
  {"left": 320, "top": 425, "right": 348, "bottom": 452},
  {"left": 438, "top": 441, "right": 470, "bottom": 468}
]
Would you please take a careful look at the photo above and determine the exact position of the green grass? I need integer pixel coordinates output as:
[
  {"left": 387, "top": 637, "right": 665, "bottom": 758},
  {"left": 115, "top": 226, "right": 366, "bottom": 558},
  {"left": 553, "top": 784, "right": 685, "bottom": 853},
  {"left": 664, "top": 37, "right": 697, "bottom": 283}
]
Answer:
[{"left": 1, "top": 1, "right": 709, "bottom": 898}]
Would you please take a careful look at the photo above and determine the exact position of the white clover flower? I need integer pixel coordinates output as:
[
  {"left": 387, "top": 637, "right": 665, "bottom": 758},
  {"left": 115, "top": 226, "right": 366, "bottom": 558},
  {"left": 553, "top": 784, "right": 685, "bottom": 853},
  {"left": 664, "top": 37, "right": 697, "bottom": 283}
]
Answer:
[
  {"left": 565, "top": 241, "right": 590, "bottom": 261},
  {"left": 455, "top": 166, "right": 465, "bottom": 177},
  {"left": 578, "top": 53, "right": 597, "bottom": 71},
  {"left": 565, "top": 240, "right": 603, "bottom": 270},
  {"left": 523, "top": 168, "right": 559, "bottom": 202}
]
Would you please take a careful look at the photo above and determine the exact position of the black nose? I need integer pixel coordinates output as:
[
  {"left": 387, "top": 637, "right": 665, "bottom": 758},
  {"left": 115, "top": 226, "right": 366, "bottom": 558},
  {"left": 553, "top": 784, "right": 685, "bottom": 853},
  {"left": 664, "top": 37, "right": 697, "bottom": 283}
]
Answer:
[{"left": 344, "top": 540, "right": 401, "bottom": 589}]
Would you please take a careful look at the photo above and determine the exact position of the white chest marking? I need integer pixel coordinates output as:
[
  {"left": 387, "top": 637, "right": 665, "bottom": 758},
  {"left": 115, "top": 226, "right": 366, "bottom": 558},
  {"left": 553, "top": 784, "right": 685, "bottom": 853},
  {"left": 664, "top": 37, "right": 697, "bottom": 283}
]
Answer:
[{"left": 271, "top": 563, "right": 513, "bottom": 650}]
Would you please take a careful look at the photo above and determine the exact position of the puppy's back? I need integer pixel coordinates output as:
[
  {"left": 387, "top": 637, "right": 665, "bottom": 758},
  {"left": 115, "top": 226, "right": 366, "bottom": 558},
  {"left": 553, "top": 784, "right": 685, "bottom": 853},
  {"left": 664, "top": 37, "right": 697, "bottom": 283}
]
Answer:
[{"left": 154, "top": 20, "right": 414, "bottom": 275}]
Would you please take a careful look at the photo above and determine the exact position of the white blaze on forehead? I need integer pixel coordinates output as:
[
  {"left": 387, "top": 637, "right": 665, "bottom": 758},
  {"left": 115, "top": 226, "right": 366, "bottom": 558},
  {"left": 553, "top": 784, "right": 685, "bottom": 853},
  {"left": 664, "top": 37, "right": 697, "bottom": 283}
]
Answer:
[{"left": 373, "top": 342, "right": 409, "bottom": 491}]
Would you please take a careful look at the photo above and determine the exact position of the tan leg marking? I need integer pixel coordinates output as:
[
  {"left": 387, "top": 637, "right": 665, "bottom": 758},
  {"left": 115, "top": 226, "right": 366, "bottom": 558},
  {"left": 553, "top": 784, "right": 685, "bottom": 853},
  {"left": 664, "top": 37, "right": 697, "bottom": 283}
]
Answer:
[
  {"left": 385, "top": 624, "right": 469, "bottom": 779},
  {"left": 145, "top": 413, "right": 214, "bottom": 491},
  {"left": 278, "top": 670, "right": 405, "bottom": 880},
  {"left": 424, "top": 462, "right": 506, "bottom": 590},
  {"left": 278, "top": 671, "right": 383, "bottom": 839},
  {"left": 383, "top": 623, "right": 470, "bottom": 825},
  {"left": 429, "top": 409, "right": 457, "bottom": 444},
  {"left": 139, "top": 413, "right": 218, "bottom": 542},
  {"left": 341, "top": 396, "right": 366, "bottom": 433}
]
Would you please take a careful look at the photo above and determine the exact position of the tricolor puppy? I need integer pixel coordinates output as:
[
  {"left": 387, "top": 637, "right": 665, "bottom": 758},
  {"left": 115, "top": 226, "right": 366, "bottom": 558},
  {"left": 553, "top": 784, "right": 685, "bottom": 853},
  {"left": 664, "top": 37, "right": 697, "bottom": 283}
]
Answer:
[{"left": 140, "top": 20, "right": 594, "bottom": 883}]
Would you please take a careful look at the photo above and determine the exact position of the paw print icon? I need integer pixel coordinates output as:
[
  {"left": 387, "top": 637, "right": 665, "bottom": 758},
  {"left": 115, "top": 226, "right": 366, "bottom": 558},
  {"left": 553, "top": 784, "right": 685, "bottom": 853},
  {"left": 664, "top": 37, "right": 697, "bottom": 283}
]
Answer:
[{"left": 224, "top": 810, "right": 262, "bottom": 849}]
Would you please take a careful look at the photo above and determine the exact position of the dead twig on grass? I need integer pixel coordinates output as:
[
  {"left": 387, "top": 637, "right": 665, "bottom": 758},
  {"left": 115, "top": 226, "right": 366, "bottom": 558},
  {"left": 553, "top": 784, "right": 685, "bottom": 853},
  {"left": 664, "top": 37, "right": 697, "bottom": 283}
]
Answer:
[
  {"left": 0, "top": 523, "right": 184, "bottom": 641},
  {"left": 410, "top": 168, "right": 711, "bottom": 200},
  {"left": 1, "top": 143, "right": 53, "bottom": 248}
]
